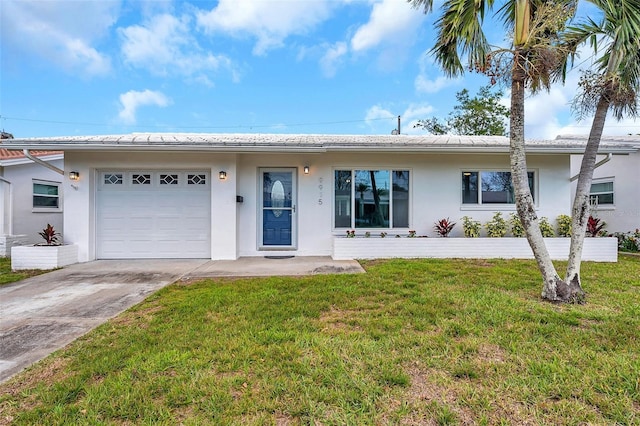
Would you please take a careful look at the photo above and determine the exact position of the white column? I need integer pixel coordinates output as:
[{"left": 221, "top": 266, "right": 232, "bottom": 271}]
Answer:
[{"left": 211, "top": 155, "right": 239, "bottom": 259}]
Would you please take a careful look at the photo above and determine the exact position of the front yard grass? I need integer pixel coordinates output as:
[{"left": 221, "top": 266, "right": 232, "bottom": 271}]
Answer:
[
  {"left": 0, "top": 257, "right": 44, "bottom": 286},
  {"left": 1, "top": 257, "right": 639, "bottom": 425}
]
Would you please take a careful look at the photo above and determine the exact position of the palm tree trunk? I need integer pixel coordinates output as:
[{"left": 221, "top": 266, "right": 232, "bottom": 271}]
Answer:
[
  {"left": 565, "top": 94, "right": 611, "bottom": 290},
  {"left": 510, "top": 50, "right": 569, "bottom": 302}
]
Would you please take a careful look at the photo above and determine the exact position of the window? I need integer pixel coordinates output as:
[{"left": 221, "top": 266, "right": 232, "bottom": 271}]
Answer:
[
  {"left": 590, "top": 181, "right": 614, "bottom": 205},
  {"left": 462, "top": 171, "right": 535, "bottom": 204},
  {"left": 33, "top": 181, "right": 61, "bottom": 209},
  {"left": 334, "top": 169, "right": 410, "bottom": 228}
]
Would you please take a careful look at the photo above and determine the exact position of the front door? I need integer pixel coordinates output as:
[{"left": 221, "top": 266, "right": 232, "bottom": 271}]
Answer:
[{"left": 259, "top": 168, "right": 297, "bottom": 249}]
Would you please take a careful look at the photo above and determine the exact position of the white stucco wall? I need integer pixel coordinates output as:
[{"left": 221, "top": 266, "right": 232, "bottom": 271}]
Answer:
[
  {"left": 571, "top": 151, "right": 640, "bottom": 233},
  {"left": 237, "top": 152, "right": 571, "bottom": 256},
  {"left": 65, "top": 150, "right": 572, "bottom": 262},
  {"left": 0, "top": 158, "right": 64, "bottom": 243}
]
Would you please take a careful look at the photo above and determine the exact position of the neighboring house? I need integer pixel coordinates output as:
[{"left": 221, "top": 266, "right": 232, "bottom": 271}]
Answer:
[
  {"left": 564, "top": 135, "right": 640, "bottom": 233},
  {"left": 0, "top": 149, "right": 64, "bottom": 254},
  {"left": 0, "top": 133, "right": 634, "bottom": 263}
]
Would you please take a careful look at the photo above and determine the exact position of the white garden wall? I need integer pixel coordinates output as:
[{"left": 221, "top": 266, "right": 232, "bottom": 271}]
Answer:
[
  {"left": 333, "top": 237, "right": 618, "bottom": 262},
  {"left": 11, "top": 244, "right": 79, "bottom": 270}
]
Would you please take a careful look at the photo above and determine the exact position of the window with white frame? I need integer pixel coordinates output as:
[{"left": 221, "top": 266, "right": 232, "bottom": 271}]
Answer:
[
  {"left": 589, "top": 180, "right": 614, "bottom": 206},
  {"left": 462, "top": 171, "right": 535, "bottom": 204},
  {"left": 33, "top": 180, "right": 61, "bottom": 209},
  {"left": 334, "top": 169, "right": 410, "bottom": 228}
]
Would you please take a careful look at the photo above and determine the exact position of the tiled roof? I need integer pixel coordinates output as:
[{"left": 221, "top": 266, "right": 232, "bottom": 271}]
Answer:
[
  {"left": 0, "top": 133, "right": 638, "bottom": 154},
  {"left": 0, "top": 148, "right": 63, "bottom": 160}
]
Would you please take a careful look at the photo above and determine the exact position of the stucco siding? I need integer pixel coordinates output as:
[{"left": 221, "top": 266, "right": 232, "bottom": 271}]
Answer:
[
  {"left": 1, "top": 158, "right": 64, "bottom": 244},
  {"left": 65, "top": 151, "right": 572, "bottom": 262},
  {"left": 571, "top": 151, "right": 640, "bottom": 233}
]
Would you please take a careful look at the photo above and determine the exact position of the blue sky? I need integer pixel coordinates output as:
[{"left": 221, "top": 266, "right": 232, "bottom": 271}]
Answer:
[{"left": 1, "top": 0, "right": 637, "bottom": 139}]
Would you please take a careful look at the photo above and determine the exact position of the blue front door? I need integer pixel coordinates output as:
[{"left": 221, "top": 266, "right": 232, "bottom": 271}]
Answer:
[{"left": 261, "top": 169, "right": 296, "bottom": 247}]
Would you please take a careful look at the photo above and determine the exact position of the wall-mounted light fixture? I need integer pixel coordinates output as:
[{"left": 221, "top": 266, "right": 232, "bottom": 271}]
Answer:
[
  {"left": 303, "top": 165, "right": 310, "bottom": 175},
  {"left": 69, "top": 171, "right": 80, "bottom": 181},
  {"left": 219, "top": 171, "right": 227, "bottom": 180}
]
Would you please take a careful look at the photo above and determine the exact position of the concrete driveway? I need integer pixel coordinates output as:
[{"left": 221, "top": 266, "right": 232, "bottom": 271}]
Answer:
[
  {"left": 0, "top": 259, "right": 208, "bottom": 383},
  {"left": 0, "top": 257, "right": 364, "bottom": 383}
]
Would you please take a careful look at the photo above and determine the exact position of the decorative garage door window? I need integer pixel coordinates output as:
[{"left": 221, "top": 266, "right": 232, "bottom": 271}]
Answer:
[
  {"left": 104, "top": 173, "right": 123, "bottom": 185},
  {"left": 188, "top": 174, "right": 207, "bottom": 185},
  {"left": 160, "top": 174, "right": 179, "bottom": 185},
  {"left": 132, "top": 174, "right": 151, "bottom": 185},
  {"left": 99, "top": 171, "right": 209, "bottom": 190}
]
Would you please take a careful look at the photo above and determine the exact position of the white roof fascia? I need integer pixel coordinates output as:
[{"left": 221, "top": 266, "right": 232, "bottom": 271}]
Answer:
[
  {"left": 0, "top": 153, "right": 64, "bottom": 167},
  {"left": 1, "top": 133, "right": 638, "bottom": 155}
]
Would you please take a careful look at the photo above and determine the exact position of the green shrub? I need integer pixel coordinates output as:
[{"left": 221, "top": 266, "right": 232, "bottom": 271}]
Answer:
[
  {"left": 539, "top": 217, "right": 555, "bottom": 237},
  {"left": 434, "top": 217, "right": 456, "bottom": 237},
  {"left": 509, "top": 213, "right": 525, "bottom": 237},
  {"left": 462, "top": 216, "right": 481, "bottom": 238},
  {"left": 556, "top": 214, "right": 572, "bottom": 237},
  {"left": 614, "top": 230, "right": 640, "bottom": 252},
  {"left": 587, "top": 216, "right": 607, "bottom": 237},
  {"left": 485, "top": 212, "right": 507, "bottom": 238}
]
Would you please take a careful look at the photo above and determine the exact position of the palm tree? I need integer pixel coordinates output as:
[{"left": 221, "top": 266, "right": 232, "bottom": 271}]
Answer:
[
  {"left": 410, "top": 0, "right": 582, "bottom": 302},
  {"left": 561, "top": 0, "right": 640, "bottom": 295}
]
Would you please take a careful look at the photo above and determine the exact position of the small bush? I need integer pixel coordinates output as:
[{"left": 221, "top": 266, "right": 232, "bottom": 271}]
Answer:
[
  {"left": 509, "top": 213, "right": 525, "bottom": 237},
  {"left": 434, "top": 218, "right": 456, "bottom": 237},
  {"left": 539, "top": 217, "right": 555, "bottom": 237},
  {"left": 485, "top": 212, "right": 507, "bottom": 238},
  {"left": 613, "top": 230, "right": 640, "bottom": 252},
  {"left": 38, "top": 223, "right": 60, "bottom": 246},
  {"left": 586, "top": 216, "right": 606, "bottom": 237},
  {"left": 557, "top": 214, "right": 572, "bottom": 237},
  {"left": 462, "top": 216, "right": 481, "bottom": 238}
]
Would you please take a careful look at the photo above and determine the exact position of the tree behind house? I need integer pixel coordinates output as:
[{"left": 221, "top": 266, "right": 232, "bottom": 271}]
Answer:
[{"left": 415, "top": 85, "right": 510, "bottom": 136}]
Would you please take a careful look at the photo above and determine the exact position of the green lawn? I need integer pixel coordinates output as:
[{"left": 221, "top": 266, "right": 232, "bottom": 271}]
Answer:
[
  {"left": 0, "top": 257, "right": 45, "bottom": 286},
  {"left": 1, "top": 256, "right": 639, "bottom": 425}
]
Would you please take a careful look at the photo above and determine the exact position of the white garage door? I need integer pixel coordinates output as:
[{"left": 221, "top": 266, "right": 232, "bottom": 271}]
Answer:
[{"left": 97, "top": 171, "right": 211, "bottom": 259}]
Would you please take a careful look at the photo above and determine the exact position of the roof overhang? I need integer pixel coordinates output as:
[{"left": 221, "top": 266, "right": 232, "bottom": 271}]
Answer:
[
  {"left": 0, "top": 152, "right": 64, "bottom": 167},
  {"left": 1, "top": 133, "right": 638, "bottom": 155}
]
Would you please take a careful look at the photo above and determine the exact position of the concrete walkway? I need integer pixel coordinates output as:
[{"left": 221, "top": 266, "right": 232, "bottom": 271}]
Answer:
[{"left": 0, "top": 257, "right": 363, "bottom": 383}]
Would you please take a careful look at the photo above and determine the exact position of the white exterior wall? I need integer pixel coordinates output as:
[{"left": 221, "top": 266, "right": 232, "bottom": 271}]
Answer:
[
  {"left": 66, "top": 151, "right": 572, "bottom": 262},
  {"left": 0, "top": 158, "right": 64, "bottom": 244},
  {"left": 236, "top": 152, "right": 571, "bottom": 256},
  {"left": 571, "top": 152, "right": 640, "bottom": 233}
]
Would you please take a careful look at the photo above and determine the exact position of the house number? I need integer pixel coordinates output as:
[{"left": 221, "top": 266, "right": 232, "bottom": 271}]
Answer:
[{"left": 318, "top": 177, "right": 324, "bottom": 205}]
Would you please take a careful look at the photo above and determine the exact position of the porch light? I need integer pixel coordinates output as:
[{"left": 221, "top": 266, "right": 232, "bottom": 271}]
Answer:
[
  {"left": 69, "top": 171, "right": 80, "bottom": 181},
  {"left": 303, "top": 166, "right": 310, "bottom": 175},
  {"left": 219, "top": 171, "right": 227, "bottom": 180}
]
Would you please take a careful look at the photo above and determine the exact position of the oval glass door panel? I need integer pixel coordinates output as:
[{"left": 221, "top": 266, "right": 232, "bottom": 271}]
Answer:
[{"left": 271, "top": 180, "right": 285, "bottom": 217}]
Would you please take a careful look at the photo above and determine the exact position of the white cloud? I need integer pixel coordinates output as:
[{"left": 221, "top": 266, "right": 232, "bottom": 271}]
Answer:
[
  {"left": 350, "top": 0, "right": 424, "bottom": 69},
  {"left": 364, "top": 102, "right": 435, "bottom": 134},
  {"left": 196, "top": 0, "right": 334, "bottom": 55},
  {"left": 415, "top": 74, "right": 455, "bottom": 94},
  {"left": 365, "top": 104, "right": 395, "bottom": 122},
  {"left": 1, "top": 0, "right": 117, "bottom": 76},
  {"left": 118, "top": 90, "right": 171, "bottom": 124},
  {"left": 402, "top": 103, "right": 436, "bottom": 134},
  {"left": 119, "top": 13, "right": 238, "bottom": 84},
  {"left": 414, "top": 55, "right": 461, "bottom": 94},
  {"left": 320, "top": 42, "right": 348, "bottom": 78}
]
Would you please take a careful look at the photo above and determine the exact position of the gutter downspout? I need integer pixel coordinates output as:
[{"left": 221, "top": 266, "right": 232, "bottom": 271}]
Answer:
[
  {"left": 570, "top": 153, "right": 612, "bottom": 182},
  {"left": 23, "top": 149, "right": 64, "bottom": 175}
]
